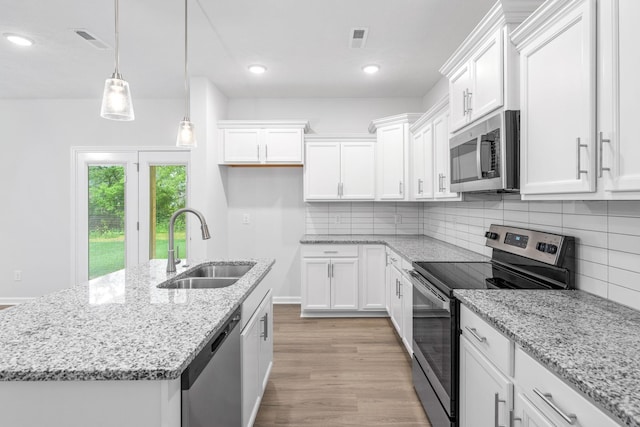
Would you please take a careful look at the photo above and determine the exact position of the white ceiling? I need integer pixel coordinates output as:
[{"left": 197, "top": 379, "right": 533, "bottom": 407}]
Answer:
[{"left": 0, "top": 0, "right": 495, "bottom": 99}]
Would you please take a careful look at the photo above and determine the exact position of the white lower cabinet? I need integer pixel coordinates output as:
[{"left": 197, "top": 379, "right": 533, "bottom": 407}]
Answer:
[
  {"left": 359, "top": 245, "right": 386, "bottom": 310},
  {"left": 241, "top": 290, "right": 273, "bottom": 427},
  {"left": 459, "top": 335, "right": 512, "bottom": 427},
  {"left": 385, "top": 250, "right": 412, "bottom": 355},
  {"left": 514, "top": 392, "right": 555, "bottom": 427}
]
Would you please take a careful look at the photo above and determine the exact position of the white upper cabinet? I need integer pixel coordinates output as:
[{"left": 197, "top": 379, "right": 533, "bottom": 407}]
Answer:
[
  {"left": 599, "top": 0, "right": 640, "bottom": 194},
  {"left": 440, "top": 2, "right": 540, "bottom": 133},
  {"left": 304, "top": 135, "right": 376, "bottom": 201},
  {"left": 513, "top": 0, "right": 596, "bottom": 196},
  {"left": 369, "top": 114, "right": 422, "bottom": 201},
  {"left": 409, "top": 98, "right": 460, "bottom": 202},
  {"left": 218, "top": 120, "right": 309, "bottom": 165}
]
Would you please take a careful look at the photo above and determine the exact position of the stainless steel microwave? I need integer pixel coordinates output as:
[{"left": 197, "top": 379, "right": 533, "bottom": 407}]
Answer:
[{"left": 449, "top": 110, "right": 519, "bottom": 192}]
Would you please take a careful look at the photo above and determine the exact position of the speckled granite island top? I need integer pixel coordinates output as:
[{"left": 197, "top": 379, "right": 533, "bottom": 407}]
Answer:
[
  {"left": 454, "top": 289, "right": 640, "bottom": 427},
  {"left": 300, "top": 234, "right": 488, "bottom": 263},
  {"left": 0, "top": 258, "right": 274, "bottom": 382}
]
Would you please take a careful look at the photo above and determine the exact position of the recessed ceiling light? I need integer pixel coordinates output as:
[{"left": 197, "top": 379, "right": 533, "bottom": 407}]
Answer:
[
  {"left": 4, "top": 33, "right": 34, "bottom": 47},
  {"left": 362, "top": 65, "right": 380, "bottom": 74},
  {"left": 248, "top": 65, "right": 267, "bottom": 74}
]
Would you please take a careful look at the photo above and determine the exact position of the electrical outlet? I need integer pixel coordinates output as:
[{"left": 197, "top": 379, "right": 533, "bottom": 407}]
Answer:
[
  {"left": 242, "top": 214, "right": 250, "bottom": 225},
  {"left": 14, "top": 270, "right": 22, "bottom": 281},
  {"left": 334, "top": 215, "right": 341, "bottom": 224}
]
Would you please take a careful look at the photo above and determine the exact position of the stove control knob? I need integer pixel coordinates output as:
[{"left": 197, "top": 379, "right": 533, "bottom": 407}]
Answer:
[
  {"left": 485, "top": 231, "right": 499, "bottom": 240},
  {"left": 546, "top": 244, "right": 558, "bottom": 254},
  {"left": 536, "top": 242, "right": 547, "bottom": 252}
]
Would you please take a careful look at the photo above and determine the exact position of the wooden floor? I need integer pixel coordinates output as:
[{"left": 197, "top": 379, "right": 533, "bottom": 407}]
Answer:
[
  {"left": 0, "top": 305, "right": 11, "bottom": 310},
  {"left": 254, "top": 305, "right": 431, "bottom": 427}
]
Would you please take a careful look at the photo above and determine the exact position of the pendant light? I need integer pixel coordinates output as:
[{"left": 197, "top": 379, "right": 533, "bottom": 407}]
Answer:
[
  {"left": 176, "top": 0, "right": 196, "bottom": 147},
  {"left": 100, "top": 0, "right": 135, "bottom": 121}
]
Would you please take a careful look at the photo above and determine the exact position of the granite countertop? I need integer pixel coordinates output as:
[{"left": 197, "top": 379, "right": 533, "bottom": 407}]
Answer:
[
  {"left": 0, "top": 258, "right": 274, "bottom": 382},
  {"left": 454, "top": 289, "right": 640, "bottom": 427},
  {"left": 300, "top": 234, "right": 488, "bottom": 263}
]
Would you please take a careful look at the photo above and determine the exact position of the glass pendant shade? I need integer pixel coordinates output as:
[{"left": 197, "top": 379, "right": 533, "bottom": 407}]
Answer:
[
  {"left": 176, "top": 120, "right": 197, "bottom": 147},
  {"left": 100, "top": 74, "right": 135, "bottom": 121}
]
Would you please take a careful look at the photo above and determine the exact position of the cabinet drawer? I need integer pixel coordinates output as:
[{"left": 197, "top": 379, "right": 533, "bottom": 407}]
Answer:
[
  {"left": 460, "top": 305, "right": 512, "bottom": 375},
  {"left": 301, "top": 244, "right": 358, "bottom": 258},
  {"left": 386, "top": 248, "right": 402, "bottom": 270},
  {"left": 514, "top": 347, "right": 619, "bottom": 427}
]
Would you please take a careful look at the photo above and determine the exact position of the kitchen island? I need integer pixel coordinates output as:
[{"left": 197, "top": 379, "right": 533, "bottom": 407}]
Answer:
[{"left": 0, "top": 258, "right": 274, "bottom": 427}]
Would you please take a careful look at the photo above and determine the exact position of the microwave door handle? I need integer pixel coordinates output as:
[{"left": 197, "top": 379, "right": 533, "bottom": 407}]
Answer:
[{"left": 476, "top": 136, "right": 483, "bottom": 179}]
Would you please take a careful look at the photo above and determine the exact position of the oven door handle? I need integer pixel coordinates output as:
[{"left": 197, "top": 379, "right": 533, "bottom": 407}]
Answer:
[
  {"left": 476, "top": 136, "right": 483, "bottom": 179},
  {"left": 409, "top": 270, "right": 449, "bottom": 311}
]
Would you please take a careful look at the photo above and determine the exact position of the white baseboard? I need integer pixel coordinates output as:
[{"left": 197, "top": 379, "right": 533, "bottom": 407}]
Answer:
[
  {"left": 300, "top": 310, "right": 389, "bottom": 318},
  {"left": 273, "top": 296, "right": 301, "bottom": 305},
  {"left": 0, "top": 297, "right": 35, "bottom": 305}
]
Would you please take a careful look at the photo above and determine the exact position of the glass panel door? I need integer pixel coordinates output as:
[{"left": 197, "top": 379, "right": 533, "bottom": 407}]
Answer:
[{"left": 138, "top": 152, "right": 190, "bottom": 263}]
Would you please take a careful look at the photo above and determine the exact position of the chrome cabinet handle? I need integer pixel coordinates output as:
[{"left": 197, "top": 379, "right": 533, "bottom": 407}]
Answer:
[
  {"left": 399, "top": 181, "right": 403, "bottom": 195},
  {"left": 466, "top": 90, "right": 473, "bottom": 113},
  {"left": 463, "top": 90, "right": 468, "bottom": 116},
  {"left": 441, "top": 175, "right": 446, "bottom": 192},
  {"left": 260, "top": 313, "right": 269, "bottom": 340},
  {"left": 510, "top": 410, "right": 522, "bottom": 425},
  {"left": 576, "top": 137, "right": 588, "bottom": 180},
  {"left": 265, "top": 145, "right": 268, "bottom": 160},
  {"left": 395, "top": 279, "right": 399, "bottom": 297},
  {"left": 327, "top": 263, "right": 331, "bottom": 278},
  {"left": 331, "top": 263, "right": 334, "bottom": 278},
  {"left": 533, "top": 388, "right": 577, "bottom": 425},
  {"left": 494, "top": 393, "right": 506, "bottom": 427},
  {"left": 418, "top": 179, "right": 423, "bottom": 194},
  {"left": 464, "top": 326, "right": 486, "bottom": 343},
  {"left": 257, "top": 144, "right": 260, "bottom": 159},
  {"left": 599, "top": 132, "right": 611, "bottom": 178},
  {"left": 340, "top": 182, "right": 344, "bottom": 197},
  {"left": 323, "top": 250, "right": 338, "bottom": 254},
  {"left": 398, "top": 281, "right": 402, "bottom": 298}
]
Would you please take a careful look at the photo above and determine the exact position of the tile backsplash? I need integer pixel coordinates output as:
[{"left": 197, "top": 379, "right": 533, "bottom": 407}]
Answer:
[
  {"left": 306, "top": 197, "right": 640, "bottom": 311},
  {"left": 424, "top": 195, "right": 640, "bottom": 311}
]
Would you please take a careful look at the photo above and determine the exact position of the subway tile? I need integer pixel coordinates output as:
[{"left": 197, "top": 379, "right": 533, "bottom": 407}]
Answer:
[
  {"left": 609, "top": 233, "right": 640, "bottom": 255},
  {"left": 608, "top": 266, "right": 640, "bottom": 289},
  {"left": 484, "top": 209, "right": 504, "bottom": 221},
  {"left": 529, "top": 224, "right": 563, "bottom": 235},
  {"left": 576, "top": 259, "right": 607, "bottom": 281},
  {"left": 562, "top": 200, "right": 607, "bottom": 215},
  {"left": 467, "top": 242, "right": 486, "bottom": 255},
  {"left": 575, "top": 274, "right": 608, "bottom": 298},
  {"left": 504, "top": 209, "right": 529, "bottom": 223},
  {"left": 504, "top": 199, "right": 528, "bottom": 211},
  {"left": 576, "top": 245, "right": 608, "bottom": 264},
  {"left": 561, "top": 228, "right": 607, "bottom": 248},
  {"left": 529, "top": 201, "right": 563, "bottom": 213},
  {"left": 503, "top": 220, "right": 529, "bottom": 229},
  {"left": 529, "top": 212, "right": 562, "bottom": 228},
  {"left": 608, "top": 215, "right": 640, "bottom": 237},
  {"left": 608, "top": 201, "right": 640, "bottom": 217},
  {"left": 562, "top": 214, "right": 607, "bottom": 232},
  {"left": 608, "top": 250, "right": 640, "bottom": 273},
  {"left": 608, "top": 284, "right": 640, "bottom": 312}
]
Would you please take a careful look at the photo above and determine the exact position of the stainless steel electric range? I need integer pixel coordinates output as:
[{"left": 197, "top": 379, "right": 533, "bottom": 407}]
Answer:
[{"left": 410, "top": 224, "right": 575, "bottom": 427}]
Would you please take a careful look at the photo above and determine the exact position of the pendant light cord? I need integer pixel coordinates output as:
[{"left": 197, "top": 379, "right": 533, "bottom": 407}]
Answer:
[
  {"left": 114, "top": 0, "right": 120, "bottom": 76},
  {"left": 184, "top": 0, "right": 190, "bottom": 119}
]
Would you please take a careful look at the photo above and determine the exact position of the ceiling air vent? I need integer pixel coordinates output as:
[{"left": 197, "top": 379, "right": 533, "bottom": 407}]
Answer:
[
  {"left": 72, "top": 29, "right": 110, "bottom": 50},
  {"left": 349, "top": 27, "right": 369, "bottom": 49}
]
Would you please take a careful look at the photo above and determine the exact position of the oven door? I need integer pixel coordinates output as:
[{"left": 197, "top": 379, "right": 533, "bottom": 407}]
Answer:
[{"left": 410, "top": 270, "right": 455, "bottom": 418}]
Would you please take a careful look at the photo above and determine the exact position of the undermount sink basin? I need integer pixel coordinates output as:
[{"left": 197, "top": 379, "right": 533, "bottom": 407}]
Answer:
[
  {"left": 184, "top": 264, "right": 253, "bottom": 278},
  {"left": 159, "top": 277, "right": 239, "bottom": 289}
]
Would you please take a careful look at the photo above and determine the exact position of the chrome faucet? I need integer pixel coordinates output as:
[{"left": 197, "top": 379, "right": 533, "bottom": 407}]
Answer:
[{"left": 167, "top": 208, "right": 211, "bottom": 273}]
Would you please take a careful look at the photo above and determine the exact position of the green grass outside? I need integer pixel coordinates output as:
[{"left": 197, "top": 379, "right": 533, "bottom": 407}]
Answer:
[{"left": 89, "top": 231, "right": 186, "bottom": 279}]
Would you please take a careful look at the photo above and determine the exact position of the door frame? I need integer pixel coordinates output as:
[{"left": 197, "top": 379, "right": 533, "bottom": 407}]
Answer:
[{"left": 71, "top": 147, "right": 190, "bottom": 285}]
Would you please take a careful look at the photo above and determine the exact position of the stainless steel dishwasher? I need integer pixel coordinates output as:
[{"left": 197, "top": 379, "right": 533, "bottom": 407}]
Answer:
[{"left": 181, "top": 308, "right": 242, "bottom": 427}]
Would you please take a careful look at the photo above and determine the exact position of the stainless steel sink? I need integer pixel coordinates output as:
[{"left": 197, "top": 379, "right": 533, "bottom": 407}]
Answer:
[
  {"left": 184, "top": 264, "right": 252, "bottom": 278},
  {"left": 160, "top": 277, "right": 239, "bottom": 289}
]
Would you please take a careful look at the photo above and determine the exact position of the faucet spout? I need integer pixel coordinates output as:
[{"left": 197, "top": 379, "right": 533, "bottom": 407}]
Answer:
[{"left": 167, "top": 208, "right": 211, "bottom": 273}]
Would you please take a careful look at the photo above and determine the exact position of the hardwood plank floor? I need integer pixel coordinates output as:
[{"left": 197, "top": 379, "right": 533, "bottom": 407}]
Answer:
[
  {"left": 254, "top": 305, "right": 431, "bottom": 427},
  {"left": 0, "top": 305, "right": 11, "bottom": 310}
]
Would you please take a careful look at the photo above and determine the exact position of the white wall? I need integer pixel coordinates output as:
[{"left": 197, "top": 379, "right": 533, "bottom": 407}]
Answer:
[
  {"left": 0, "top": 98, "right": 183, "bottom": 301},
  {"left": 225, "top": 97, "right": 423, "bottom": 300},
  {"left": 422, "top": 77, "right": 448, "bottom": 111}
]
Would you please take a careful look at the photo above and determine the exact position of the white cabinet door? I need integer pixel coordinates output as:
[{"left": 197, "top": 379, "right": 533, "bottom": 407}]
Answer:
[
  {"left": 331, "top": 258, "right": 359, "bottom": 310},
  {"left": 409, "top": 129, "right": 431, "bottom": 200},
  {"left": 513, "top": 392, "right": 555, "bottom": 427},
  {"left": 401, "top": 273, "right": 412, "bottom": 355},
  {"left": 304, "top": 142, "right": 341, "bottom": 200},
  {"left": 602, "top": 0, "right": 640, "bottom": 192},
  {"left": 377, "top": 124, "right": 406, "bottom": 200},
  {"left": 241, "top": 311, "right": 261, "bottom": 427},
  {"left": 433, "top": 111, "right": 459, "bottom": 199},
  {"left": 341, "top": 142, "right": 375, "bottom": 200},
  {"left": 519, "top": 0, "right": 596, "bottom": 195},
  {"left": 389, "top": 266, "right": 403, "bottom": 336},
  {"left": 459, "top": 335, "right": 512, "bottom": 427},
  {"left": 470, "top": 28, "right": 503, "bottom": 120},
  {"left": 263, "top": 129, "right": 302, "bottom": 163},
  {"left": 360, "top": 246, "right": 386, "bottom": 310},
  {"left": 301, "top": 258, "right": 331, "bottom": 310},
  {"left": 224, "top": 129, "right": 261, "bottom": 163},
  {"left": 449, "top": 64, "right": 472, "bottom": 132},
  {"left": 258, "top": 292, "right": 273, "bottom": 393}
]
